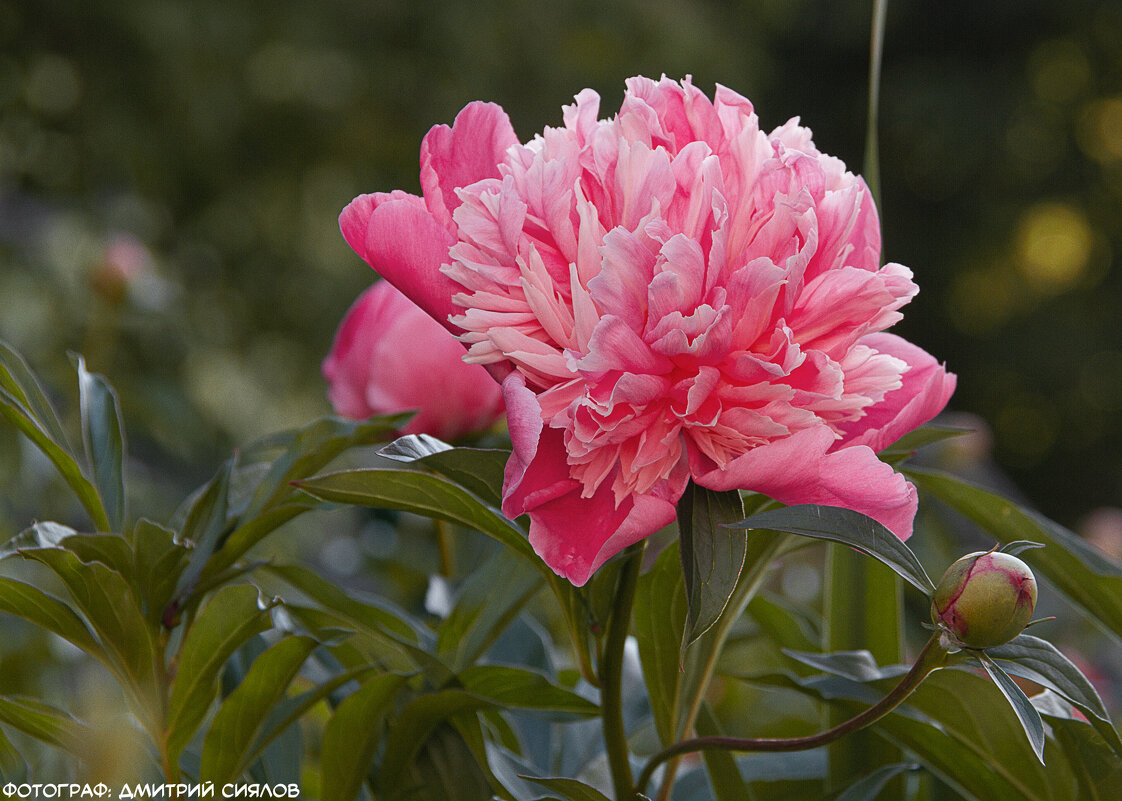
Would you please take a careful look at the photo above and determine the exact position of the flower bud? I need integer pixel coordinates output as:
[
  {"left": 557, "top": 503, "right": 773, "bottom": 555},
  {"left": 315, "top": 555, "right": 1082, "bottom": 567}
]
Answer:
[{"left": 930, "top": 550, "right": 1037, "bottom": 649}]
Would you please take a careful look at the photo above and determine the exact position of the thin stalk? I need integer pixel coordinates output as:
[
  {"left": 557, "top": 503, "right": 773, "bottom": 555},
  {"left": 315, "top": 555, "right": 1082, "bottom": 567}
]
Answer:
[
  {"left": 434, "top": 518, "right": 455, "bottom": 576},
  {"left": 657, "top": 532, "right": 787, "bottom": 801},
  {"left": 600, "top": 543, "right": 645, "bottom": 801},
  {"left": 864, "top": 0, "right": 888, "bottom": 209},
  {"left": 637, "top": 633, "right": 949, "bottom": 797}
]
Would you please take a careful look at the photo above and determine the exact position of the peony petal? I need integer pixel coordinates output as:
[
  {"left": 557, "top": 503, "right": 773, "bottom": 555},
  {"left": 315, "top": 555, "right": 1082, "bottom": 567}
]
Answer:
[
  {"left": 339, "top": 193, "right": 464, "bottom": 334},
  {"left": 836, "top": 332, "right": 957, "bottom": 453},
  {"left": 420, "top": 101, "right": 520, "bottom": 230},
  {"left": 525, "top": 481, "right": 678, "bottom": 586},
  {"left": 691, "top": 425, "right": 919, "bottom": 539}
]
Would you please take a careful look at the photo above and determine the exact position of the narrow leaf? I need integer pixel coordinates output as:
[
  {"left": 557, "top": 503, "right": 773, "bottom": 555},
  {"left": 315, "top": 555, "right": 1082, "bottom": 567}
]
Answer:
[
  {"left": 172, "top": 456, "right": 235, "bottom": 603},
  {"left": 166, "top": 584, "right": 274, "bottom": 764},
  {"left": 132, "top": 519, "right": 189, "bottom": 625},
  {"left": 240, "top": 414, "right": 405, "bottom": 521},
  {"left": 319, "top": 673, "right": 408, "bottom": 801},
  {"left": 294, "top": 469, "right": 538, "bottom": 565},
  {"left": 0, "top": 339, "right": 72, "bottom": 449},
  {"left": 200, "top": 635, "right": 318, "bottom": 783},
  {"left": 377, "top": 689, "right": 497, "bottom": 794},
  {"left": 519, "top": 776, "right": 613, "bottom": 801},
  {"left": 0, "top": 577, "right": 105, "bottom": 665},
  {"left": 0, "top": 387, "right": 109, "bottom": 531},
  {"left": 677, "top": 482, "right": 747, "bottom": 648},
  {"left": 979, "top": 653, "right": 1046, "bottom": 764},
  {"left": 18, "top": 548, "right": 159, "bottom": 709},
  {"left": 75, "top": 356, "right": 127, "bottom": 532},
  {"left": 633, "top": 541, "right": 686, "bottom": 746},
  {"left": 986, "top": 634, "right": 1122, "bottom": 759},
  {"left": 835, "top": 763, "right": 919, "bottom": 801},
  {"left": 379, "top": 435, "right": 509, "bottom": 508},
  {"left": 0, "top": 696, "right": 91, "bottom": 758},
  {"left": 731, "top": 505, "right": 935, "bottom": 596},
  {"left": 877, "top": 423, "right": 971, "bottom": 465},
  {"left": 457, "top": 665, "right": 599, "bottom": 721},
  {"left": 436, "top": 548, "right": 541, "bottom": 670}
]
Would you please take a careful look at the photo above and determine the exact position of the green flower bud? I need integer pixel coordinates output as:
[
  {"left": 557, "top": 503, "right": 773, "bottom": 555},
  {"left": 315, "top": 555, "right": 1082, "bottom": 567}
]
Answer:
[{"left": 930, "top": 550, "right": 1038, "bottom": 649}]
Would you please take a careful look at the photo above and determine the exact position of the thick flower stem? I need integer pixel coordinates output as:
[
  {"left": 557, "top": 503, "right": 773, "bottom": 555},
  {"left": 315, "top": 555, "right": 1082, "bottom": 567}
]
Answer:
[
  {"left": 635, "top": 633, "right": 949, "bottom": 797},
  {"left": 600, "top": 543, "right": 645, "bottom": 801}
]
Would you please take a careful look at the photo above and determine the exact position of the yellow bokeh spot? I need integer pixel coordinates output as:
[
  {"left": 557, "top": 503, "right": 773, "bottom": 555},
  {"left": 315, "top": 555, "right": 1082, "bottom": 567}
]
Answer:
[
  {"left": 1076, "top": 97, "right": 1122, "bottom": 163},
  {"left": 1015, "top": 202, "right": 1093, "bottom": 291}
]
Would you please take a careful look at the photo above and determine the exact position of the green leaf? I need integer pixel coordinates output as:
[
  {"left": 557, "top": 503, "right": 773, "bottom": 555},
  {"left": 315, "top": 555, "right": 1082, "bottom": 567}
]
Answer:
[
  {"left": 877, "top": 423, "right": 971, "bottom": 465},
  {"left": 379, "top": 434, "right": 510, "bottom": 508},
  {"left": 907, "top": 468, "right": 1122, "bottom": 642},
  {"left": 240, "top": 414, "right": 405, "bottom": 521},
  {"left": 263, "top": 563, "right": 424, "bottom": 644},
  {"left": 633, "top": 540, "right": 687, "bottom": 746},
  {"left": 519, "top": 776, "right": 614, "bottom": 801},
  {"left": 782, "top": 649, "right": 908, "bottom": 683},
  {"left": 677, "top": 482, "right": 747, "bottom": 649},
  {"left": 18, "top": 547, "right": 159, "bottom": 714},
  {"left": 754, "top": 667, "right": 1075, "bottom": 801},
  {"left": 1047, "top": 712, "right": 1122, "bottom": 799},
  {"left": 294, "top": 468, "right": 538, "bottom": 566},
  {"left": 0, "top": 724, "right": 28, "bottom": 783},
  {"left": 59, "top": 532, "right": 134, "bottom": 579},
  {"left": 132, "top": 519, "right": 189, "bottom": 625},
  {"left": 0, "top": 577, "right": 106, "bottom": 667},
  {"left": 834, "top": 763, "right": 919, "bottom": 801},
  {"left": 436, "top": 547, "right": 542, "bottom": 670},
  {"left": 199, "top": 635, "right": 318, "bottom": 783},
  {"left": 0, "top": 386, "right": 109, "bottom": 531},
  {"left": 0, "top": 696, "right": 91, "bottom": 758},
  {"left": 74, "top": 355, "right": 127, "bottom": 532},
  {"left": 456, "top": 665, "right": 599, "bottom": 721},
  {"left": 0, "top": 339, "right": 71, "bottom": 449},
  {"left": 173, "top": 456, "right": 235, "bottom": 604},
  {"left": 985, "top": 634, "right": 1122, "bottom": 759},
  {"left": 400, "top": 721, "right": 496, "bottom": 801},
  {"left": 199, "top": 502, "right": 316, "bottom": 584},
  {"left": 319, "top": 673, "right": 408, "bottom": 801},
  {"left": 731, "top": 505, "right": 935, "bottom": 596},
  {"left": 747, "top": 592, "right": 820, "bottom": 654},
  {"left": 377, "top": 689, "right": 498, "bottom": 794},
  {"left": 978, "top": 652, "right": 1046, "bottom": 764},
  {"left": 166, "top": 584, "right": 275, "bottom": 765}
]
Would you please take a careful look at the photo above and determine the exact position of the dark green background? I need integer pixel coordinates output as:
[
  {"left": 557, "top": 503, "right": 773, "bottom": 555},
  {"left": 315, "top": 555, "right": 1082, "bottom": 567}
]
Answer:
[{"left": 2, "top": 0, "right": 1120, "bottom": 538}]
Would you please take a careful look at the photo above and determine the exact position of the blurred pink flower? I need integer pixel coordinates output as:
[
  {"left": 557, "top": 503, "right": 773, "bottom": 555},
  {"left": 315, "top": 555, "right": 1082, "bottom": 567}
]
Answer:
[
  {"left": 322, "top": 281, "right": 505, "bottom": 440},
  {"left": 341, "top": 76, "right": 955, "bottom": 585}
]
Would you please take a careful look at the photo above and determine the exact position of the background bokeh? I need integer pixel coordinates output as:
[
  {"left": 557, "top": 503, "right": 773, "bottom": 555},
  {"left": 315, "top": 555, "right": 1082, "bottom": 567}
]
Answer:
[{"left": 2, "top": 0, "right": 1120, "bottom": 548}]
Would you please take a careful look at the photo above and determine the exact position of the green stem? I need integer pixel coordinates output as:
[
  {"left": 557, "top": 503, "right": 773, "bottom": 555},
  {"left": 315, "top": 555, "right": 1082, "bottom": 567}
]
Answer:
[
  {"left": 636, "top": 633, "right": 949, "bottom": 797},
  {"left": 600, "top": 543, "right": 645, "bottom": 801},
  {"left": 434, "top": 518, "right": 455, "bottom": 576},
  {"left": 864, "top": 0, "right": 888, "bottom": 210}
]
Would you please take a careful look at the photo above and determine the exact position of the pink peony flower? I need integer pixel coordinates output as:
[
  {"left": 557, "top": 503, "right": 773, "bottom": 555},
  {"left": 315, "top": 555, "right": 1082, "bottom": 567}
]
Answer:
[
  {"left": 341, "top": 76, "right": 956, "bottom": 585},
  {"left": 322, "top": 281, "right": 505, "bottom": 441}
]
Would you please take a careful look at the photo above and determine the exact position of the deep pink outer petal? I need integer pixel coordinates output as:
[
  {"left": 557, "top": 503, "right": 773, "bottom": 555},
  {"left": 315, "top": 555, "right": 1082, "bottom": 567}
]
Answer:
[
  {"left": 837, "top": 332, "right": 957, "bottom": 453},
  {"left": 420, "top": 101, "right": 520, "bottom": 230},
  {"left": 500, "top": 372, "right": 677, "bottom": 585},
  {"left": 691, "top": 426, "right": 919, "bottom": 539},
  {"left": 338, "top": 192, "right": 464, "bottom": 334}
]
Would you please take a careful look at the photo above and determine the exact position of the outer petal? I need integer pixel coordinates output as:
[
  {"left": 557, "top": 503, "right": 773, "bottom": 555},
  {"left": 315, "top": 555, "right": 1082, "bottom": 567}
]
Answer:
[
  {"left": 691, "top": 426, "right": 919, "bottom": 539},
  {"left": 500, "top": 372, "right": 678, "bottom": 585},
  {"left": 339, "top": 192, "right": 463, "bottom": 333},
  {"left": 322, "top": 283, "right": 505, "bottom": 440},
  {"left": 837, "top": 332, "right": 957, "bottom": 453},
  {"left": 420, "top": 101, "right": 520, "bottom": 230}
]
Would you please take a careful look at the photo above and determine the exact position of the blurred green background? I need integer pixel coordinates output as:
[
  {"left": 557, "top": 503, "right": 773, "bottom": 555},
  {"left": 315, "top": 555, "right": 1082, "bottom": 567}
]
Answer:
[{"left": 1, "top": 0, "right": 1120, "bottom": 545}]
